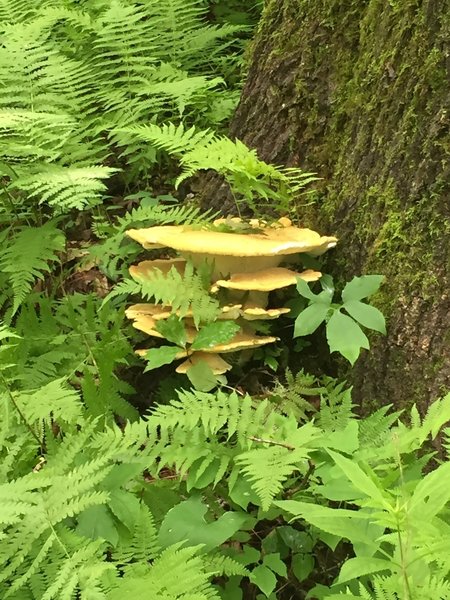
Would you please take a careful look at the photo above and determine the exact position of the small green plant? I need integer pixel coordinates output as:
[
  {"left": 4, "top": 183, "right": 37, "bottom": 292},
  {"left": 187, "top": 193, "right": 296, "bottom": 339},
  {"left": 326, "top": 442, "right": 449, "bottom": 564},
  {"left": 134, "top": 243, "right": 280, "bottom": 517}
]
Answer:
[{"left": 294, "top": 274, "right": 386, "bottom": 364}]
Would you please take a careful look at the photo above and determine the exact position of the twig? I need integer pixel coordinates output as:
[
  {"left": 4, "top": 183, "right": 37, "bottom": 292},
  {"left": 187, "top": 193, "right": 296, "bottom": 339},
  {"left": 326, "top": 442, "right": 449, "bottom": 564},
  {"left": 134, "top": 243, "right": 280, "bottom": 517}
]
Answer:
[{"left": 247, "top": 435, "right": 295, "bottom": 450}]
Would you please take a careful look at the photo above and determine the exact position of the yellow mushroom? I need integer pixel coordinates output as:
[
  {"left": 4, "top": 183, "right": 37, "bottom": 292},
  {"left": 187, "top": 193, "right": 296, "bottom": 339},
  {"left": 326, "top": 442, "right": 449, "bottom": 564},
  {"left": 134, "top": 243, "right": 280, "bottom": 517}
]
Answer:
[
  {"left": 175, "top": 352, "right": 232, "bottom": 375},
  {"left": 126, "top": 225, "right": 337, "bottom": 278},
  {"left": 200, "top": 331, "right": 278, "bottom": 353},
  {"left": 129, "top": 258, "right": 186, "bottom": 281},
  {"left": 240, "top": 305, "right": 291, "bottom": 320},
  {"left": 131, "top": 315, "right": 197, "bottom": 343},
  {"left": 211, "top": 267, "right": 321, "bottom": 293},
  {"left": 126, "top": 303, "right": 242, "bottom": 321}
]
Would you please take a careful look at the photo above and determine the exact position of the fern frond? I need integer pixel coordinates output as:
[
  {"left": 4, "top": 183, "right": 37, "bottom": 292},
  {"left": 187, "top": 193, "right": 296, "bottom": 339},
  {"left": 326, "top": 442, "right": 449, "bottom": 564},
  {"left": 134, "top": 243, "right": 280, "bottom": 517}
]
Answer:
[
  {"left": 107, "top": 543, "right": 220, "bottom": 600},
  {"left": 317, "top": 380, "right": 356, "bottom": 433},
  {"left": 15, "top": 378, "right": 83, "bottom": 428},
  {"left": 112, "top": 503, "right": 160, "bottom": 564},
  {"left": 11, "top": 165, "right": 116, "bottom": 211},
  {"left": 108, "top": 261, "right": 219, "bottom": 325},
  {"left": 0, "top": 222, "right": 65, "bottom": 314}
]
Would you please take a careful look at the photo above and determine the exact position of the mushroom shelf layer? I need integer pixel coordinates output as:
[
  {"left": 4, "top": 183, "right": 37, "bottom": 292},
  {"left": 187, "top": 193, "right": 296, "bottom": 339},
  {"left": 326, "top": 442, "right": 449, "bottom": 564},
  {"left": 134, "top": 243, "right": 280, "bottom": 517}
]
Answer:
[{"left": 126, "top": 225, "right": 337, "bottom": 257}]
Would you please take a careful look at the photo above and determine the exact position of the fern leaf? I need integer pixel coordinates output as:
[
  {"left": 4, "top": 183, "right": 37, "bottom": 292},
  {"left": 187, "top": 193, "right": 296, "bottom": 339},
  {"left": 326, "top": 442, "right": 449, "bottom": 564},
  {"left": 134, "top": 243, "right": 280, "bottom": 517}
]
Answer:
[
  {"left": 0, "top": 222, "right": 65, "bottom": 314},
  {"left": 11, "top": 165, "right": 116, "bottom": 211}
]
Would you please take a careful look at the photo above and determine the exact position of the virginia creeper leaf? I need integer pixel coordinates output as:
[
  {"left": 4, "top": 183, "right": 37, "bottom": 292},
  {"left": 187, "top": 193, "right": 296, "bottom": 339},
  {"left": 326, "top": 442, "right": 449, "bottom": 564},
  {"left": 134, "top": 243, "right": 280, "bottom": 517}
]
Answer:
[
  {"left": 186, "top": 360, "right": 218, "bottom": 391},
  {"left": 143, "top": 346, "right": 181, "bottom": 371},
  {"left": 326, "top": 311, "right": 369, "bottom": 364},
  {"left": 344, "top": 300, "right": 386, "bottom": 334},
  {"left": 294, "top": 303, "right": 329, "bottom": 337},
  {"left": 341, "top": 275, "right": 384, "bottom": 303},
  {"left": 155, "top": 315, "right": 186, "bottom": 346},
  {"left": 191, "top": 320, "right": 239, "bottom": 350}
]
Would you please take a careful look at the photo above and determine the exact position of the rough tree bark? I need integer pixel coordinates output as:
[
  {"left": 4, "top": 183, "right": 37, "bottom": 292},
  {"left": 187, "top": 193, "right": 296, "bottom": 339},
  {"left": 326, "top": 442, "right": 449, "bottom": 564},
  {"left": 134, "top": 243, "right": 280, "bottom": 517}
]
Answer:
[{"left": 203, "top": 0, "right": 450, "bottom": 411}]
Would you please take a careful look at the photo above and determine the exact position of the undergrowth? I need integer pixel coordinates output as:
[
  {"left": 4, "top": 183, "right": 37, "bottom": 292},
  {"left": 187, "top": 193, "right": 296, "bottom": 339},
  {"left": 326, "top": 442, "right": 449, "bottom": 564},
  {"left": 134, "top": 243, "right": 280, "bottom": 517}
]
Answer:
[{"left": 1, "top": 1, "right": 449, "bottom": 599}]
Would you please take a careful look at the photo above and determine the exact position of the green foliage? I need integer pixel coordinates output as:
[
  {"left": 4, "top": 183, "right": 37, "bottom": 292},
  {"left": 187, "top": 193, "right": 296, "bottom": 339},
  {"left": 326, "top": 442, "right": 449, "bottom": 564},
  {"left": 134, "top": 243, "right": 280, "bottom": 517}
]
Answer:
[
  {"left": 107, "top": 260, "right": 220, "bottom": 326},
  {"left": 294, "top": 274, "right": 386, "bottom": 364},
  {"left": 118, "top": 122, "right": 318, "bottom": 212},
  {"left": 0, "top": 1, "right": 447, "bottom": 599},
  {"left": 0, "top": 222, "right": 65, "bottom": 314}
]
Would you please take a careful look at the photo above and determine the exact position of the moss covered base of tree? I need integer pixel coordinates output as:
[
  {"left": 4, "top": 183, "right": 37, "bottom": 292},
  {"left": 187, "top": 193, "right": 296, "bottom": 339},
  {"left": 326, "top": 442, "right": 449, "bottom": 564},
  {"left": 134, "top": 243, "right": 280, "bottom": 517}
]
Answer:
[{"left": 205, "top": 0, "right": 450, "bottom": 411}]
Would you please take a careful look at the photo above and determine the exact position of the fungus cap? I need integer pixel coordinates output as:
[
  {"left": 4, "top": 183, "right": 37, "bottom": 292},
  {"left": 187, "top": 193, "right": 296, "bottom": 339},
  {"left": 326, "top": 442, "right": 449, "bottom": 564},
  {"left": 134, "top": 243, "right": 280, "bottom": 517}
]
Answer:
[
  {"left": 126, "top": 303, "right": 242, "bottom": 321},
  {"left": 129, "top": 258, "right": 186, "bottom": 281},
  {"left": 211, "top": 267, "right": 322, "bottom": 292},
  {"left": 175, "top": 352, "right": 232, "bottom": 375},
  {"left": 241, "top": 306, "right": 291, "bottom": 320},
  {"left": 126, "top": 226, "right": 337, "bottom": 258},
  {"left": 131, "top": 315, "right": 197, "bottom": 343},
  {"left": 200, "top": 331, "right": 278, "bottom": 353}
]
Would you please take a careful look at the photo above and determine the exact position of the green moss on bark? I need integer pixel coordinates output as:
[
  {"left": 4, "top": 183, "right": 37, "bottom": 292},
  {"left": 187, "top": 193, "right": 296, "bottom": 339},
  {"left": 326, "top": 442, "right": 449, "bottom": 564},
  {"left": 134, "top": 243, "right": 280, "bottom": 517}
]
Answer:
[{"left": 226, "top": 0, "right": 450, "bottom": 410}]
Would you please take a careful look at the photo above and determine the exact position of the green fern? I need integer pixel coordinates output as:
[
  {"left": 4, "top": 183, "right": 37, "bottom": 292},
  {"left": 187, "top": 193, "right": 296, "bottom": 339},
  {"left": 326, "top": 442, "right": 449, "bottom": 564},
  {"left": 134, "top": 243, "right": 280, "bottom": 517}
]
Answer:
[
  {"left": 107, "top": 261, "right": 220, "bottom": 326},
  {"left": 117, "top": 122, "right": 316, "bottom": 210},
  {"left": 317, "top": 379, "right": 356, "bottom": 433},
  {"left": 11, "top": 165, "right": 116, "bottom": 211},
  {"left": 271, "top": 369, "right": 325, "bottom": 420},
  {"left": 0, "top": 222, "right": 65, "bottom": 314}
]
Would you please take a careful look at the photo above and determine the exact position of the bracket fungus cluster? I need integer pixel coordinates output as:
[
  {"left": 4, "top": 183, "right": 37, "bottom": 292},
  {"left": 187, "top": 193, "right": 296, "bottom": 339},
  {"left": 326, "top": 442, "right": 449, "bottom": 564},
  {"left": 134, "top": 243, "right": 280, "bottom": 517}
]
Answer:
[{"left": 125, "top": 217, "right": 337, "bottom": 378}]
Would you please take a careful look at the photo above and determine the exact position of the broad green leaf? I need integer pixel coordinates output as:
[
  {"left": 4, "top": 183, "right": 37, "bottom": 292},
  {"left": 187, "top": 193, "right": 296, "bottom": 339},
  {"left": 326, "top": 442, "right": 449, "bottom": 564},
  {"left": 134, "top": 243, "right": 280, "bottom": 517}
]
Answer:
[
  {"left": 187, "top": 360, "right": 218, "bottom": 391},
  {"left": 76, "top": 505, "right": 119, "bottom": 547},
  {"left": 320, "top": 274, "right": 335, "bottom": 296},
  {"left": 327, "top": 451, "right": 388, "bottom": 507},
  {"left": 344, "top": 300, "right": 386, "bottom": 334},
  {"left": 296, "top": 278, "right": 318, "bottom": 300},
  {"left": 234, "top": 545, "right": 260, "bottom": 566},
  {"left": 251, "top": 565, "right": 277, "bottom": 597},
  {"left": 191, "top": 320, "right": 240, "bottom": 350},
  {"left": 158, "top": 496, "right": 246, "bottom": 552},
  {"left": 143, "top": 346, "right": 181, "bottom": 371},
  {"left": 326, "top": 311, "right": 369, "bottom": 364},
  {"left": 108, "top": 490, "right": 141, "bottom": 531},
  {"left": 229, "top": 475, "right": 261, "bottom": 510},
  {"left": 275, "top": 501, "right": 373, "bottom": 544},
  {"left": 222, "top": 577, "right": 244, "bottom": 600},
  {"left": 292, "top": 553, "right": 314, "bottom": 582},
  {"left": 294, "top": 303, "right": 330, "bottom": 337},
  {"left": 341, "top": 275, "right": 384, "bottom": 302},
  {"left": 278, "top": 527, "right": 313, "bottom": 553},
  {"left": 337, "top": 557, "right": 392, "bottom": 584},
  {"left": 323, "top": 421, "right": 360, "bottom": 454},
  {"left": 410, "top": 461, "right": 450, "bottom": 520},
  {"left": 155, "top": 315, "right": 186, "bottom": 346},
  {"left": 263, "top": 553, "right": 287, "bottom": 577}
]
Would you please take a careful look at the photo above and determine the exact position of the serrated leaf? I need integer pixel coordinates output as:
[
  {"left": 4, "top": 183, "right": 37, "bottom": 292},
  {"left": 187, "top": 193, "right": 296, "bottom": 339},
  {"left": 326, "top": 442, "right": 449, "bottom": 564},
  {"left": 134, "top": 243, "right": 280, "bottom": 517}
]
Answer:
[
  {"left": 294, "top": 303, "right": 329, "bottom": 337},
  {"left": 327, "top": 450, "right": 387, "bottom": 506},
  {"left": 337, "top": 557, "right": 391, "bottom": 584},
  {"left": 344, "top": 300, "right": 386, "bottom": 334},
  {"left": 326, "top": 311, "right": 369, "bottom": 365},
  {"left": 251, "top": 565, "right": 277, "bottom": 597},
  {"left": 155, "top": 315, "right": 187, "bottom": 346},
  {"left": 275, "top": 500, "right": 372, "bottom": 544},
  {"left": 191, "top": 320, "right": 239, "bottom": 350},
  {"left": 341, "top": 275, "right": 384, "bottom": 302},
  {"left": 143, "top": 346, "right": 181, "bottom": 371},
  {"left": 187, "top": 360, "right": 218, "bottom": 391}
]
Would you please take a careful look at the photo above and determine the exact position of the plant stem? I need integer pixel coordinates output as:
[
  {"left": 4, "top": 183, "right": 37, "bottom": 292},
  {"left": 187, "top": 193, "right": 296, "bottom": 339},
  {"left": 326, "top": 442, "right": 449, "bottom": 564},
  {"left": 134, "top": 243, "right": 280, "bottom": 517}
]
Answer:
[{"left": 0, "top": 372, "right": 42, "bottom": 448}]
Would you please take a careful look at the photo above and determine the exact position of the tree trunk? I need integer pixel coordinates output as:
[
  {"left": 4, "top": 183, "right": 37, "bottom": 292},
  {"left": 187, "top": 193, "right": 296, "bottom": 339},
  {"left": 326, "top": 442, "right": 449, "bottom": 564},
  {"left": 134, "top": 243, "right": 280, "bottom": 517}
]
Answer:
[{"left": 206, "top": 0, "right": 450, "bottom": 411}]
